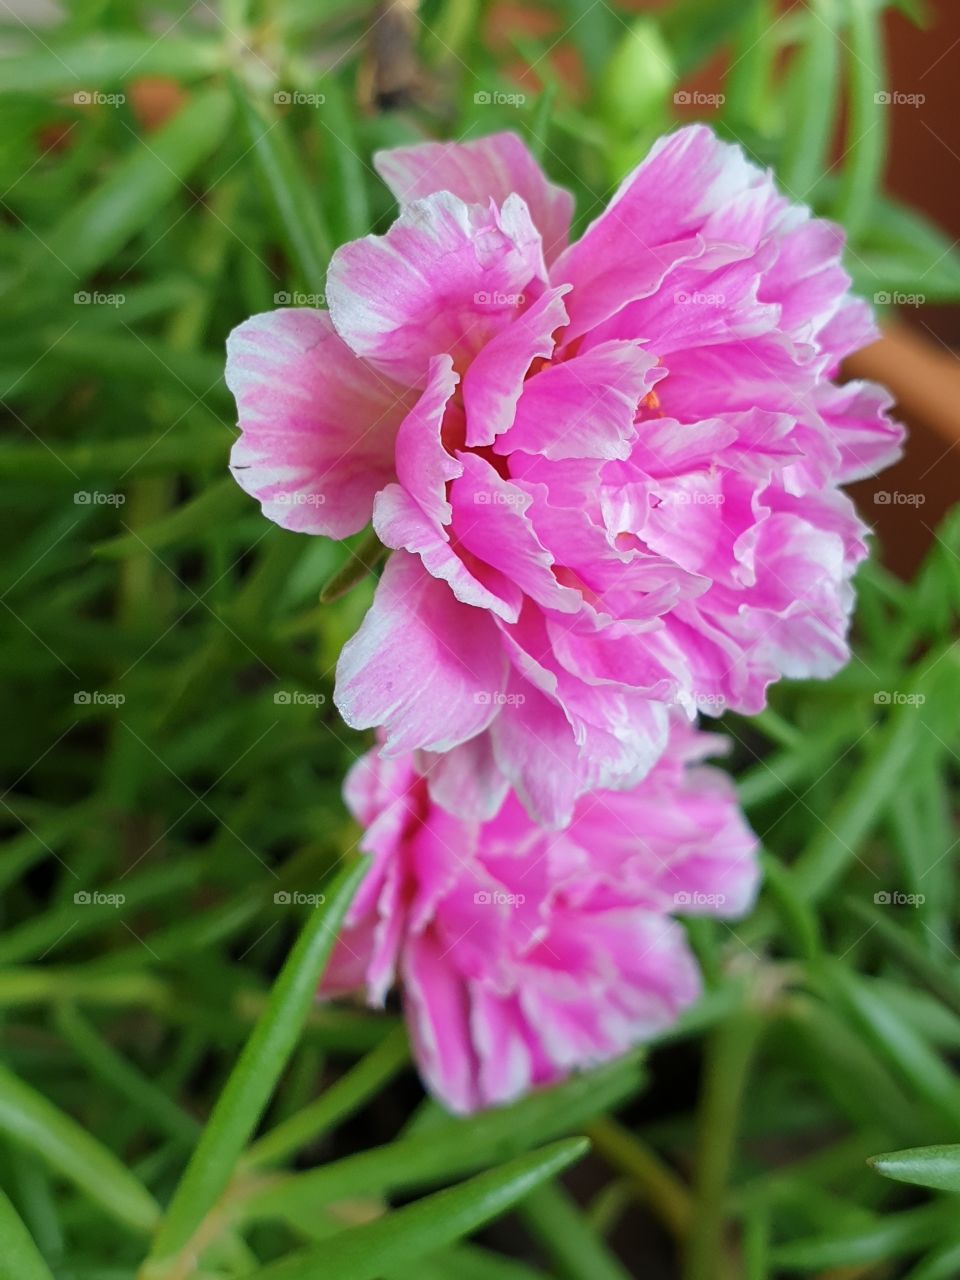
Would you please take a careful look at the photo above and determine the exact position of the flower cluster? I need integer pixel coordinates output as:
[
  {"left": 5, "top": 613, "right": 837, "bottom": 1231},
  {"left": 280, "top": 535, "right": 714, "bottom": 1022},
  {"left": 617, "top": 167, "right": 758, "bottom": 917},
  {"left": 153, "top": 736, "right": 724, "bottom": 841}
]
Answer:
[
  {"left": 226, "top": 126, "right": 901, "bottom": 1110},
  {"left": 322, "top": 722, "right": 760, "bottom": 1112}
]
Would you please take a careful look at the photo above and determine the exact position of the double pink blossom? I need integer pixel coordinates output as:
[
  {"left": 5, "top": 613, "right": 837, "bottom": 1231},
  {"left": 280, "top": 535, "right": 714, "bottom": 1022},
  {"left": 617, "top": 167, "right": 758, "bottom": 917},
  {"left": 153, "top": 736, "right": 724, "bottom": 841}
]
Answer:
[
  {"left": 322, "top": 721, "right": 760, "bottom": 1113},
  {"left": 226, "top": 125, "right": 901, "bottom": 827}
]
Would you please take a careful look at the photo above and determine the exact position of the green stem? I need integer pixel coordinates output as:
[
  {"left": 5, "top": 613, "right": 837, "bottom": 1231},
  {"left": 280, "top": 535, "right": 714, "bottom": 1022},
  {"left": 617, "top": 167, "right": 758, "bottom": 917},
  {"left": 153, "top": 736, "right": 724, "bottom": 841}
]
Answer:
[{"left": 684, "top": 999, "right": 765, "bottom": 1280}]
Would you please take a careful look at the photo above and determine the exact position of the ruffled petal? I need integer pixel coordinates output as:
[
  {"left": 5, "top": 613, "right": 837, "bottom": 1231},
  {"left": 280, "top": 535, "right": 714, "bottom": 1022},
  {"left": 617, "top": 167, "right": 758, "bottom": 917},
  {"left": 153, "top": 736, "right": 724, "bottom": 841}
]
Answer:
[
  {"left": 226, "top": 308, "right": 409, "bottom": 536},
  {"left": 335, "top": 550, "right": 509, "bottom": 755},
  {"left": 327, "top": 191, "right": 546, "bottom": 385},
  {"left": 374, "top": 131, "right": 574, "bottom": 263}
]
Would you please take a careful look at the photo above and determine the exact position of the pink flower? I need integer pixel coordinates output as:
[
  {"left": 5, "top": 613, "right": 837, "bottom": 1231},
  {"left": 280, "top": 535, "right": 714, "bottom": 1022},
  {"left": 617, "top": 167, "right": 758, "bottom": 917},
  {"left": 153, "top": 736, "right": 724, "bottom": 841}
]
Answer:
[
  {"left": 226, "top": 126, "right": 903, "bottom": 827},
  {"left": 322, "top": 721, "right": 760, "bottom": 1113}
]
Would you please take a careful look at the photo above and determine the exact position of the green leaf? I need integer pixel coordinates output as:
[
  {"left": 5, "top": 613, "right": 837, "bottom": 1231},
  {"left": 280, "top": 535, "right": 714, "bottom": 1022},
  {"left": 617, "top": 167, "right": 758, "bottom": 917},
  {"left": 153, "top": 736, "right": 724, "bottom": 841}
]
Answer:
[
  {"left": 254, "top": 1138, "right": 590, "bottom": 1280},
  {"left": 659, "top": 0, "right": 748, "bottom": 76},
  {"left": 869, "top": 1144, "right": 960, "bottom": 1194},
  {"left": 789, "top": 655, "right": 940, "bottom": 902},
  {"left": 0, "top": 1189, "right": 56, "bottom": 1280},
  {"left": 833, "top": 0, "right": 887, "bottom": 241},
  {"left": 779, "top": 0, "right": 841, "bottom": 197},
  {"left": 770, "top": 1200, "right": 957, "bottom": 1269},
  {"left": 319, "top": 530, "right": 388, "bottom": 603},
  {"left": 319, "top": 78, "right": 371, "bottom": 242},
  {"left": 17, "top": 88, "right": 233, "bottom": 286},
  {"left": 142, "top": 857, "right": 369, "bottom": 1274},
  {"left": 844, "top": 193, "right": 960, "bottom": 301},
  {"left": 0, "top": 35, "right": 222, "bottom": 95},
  {"left": 0, "top": 1063, "right": 160, "bottom": 1234},
  {"left": 232, "top": 79, "right": 332, "bottom": 289},
  {"left": 243, "top": 1024, "right": 410, "bottom": 1168},
  {"left": 519, "top": 1180, "right": 631, "bottom": 1280},
  {"left": 816, "top": 962, "right": 960, "bottom": 1130},
  {"left": 902, "top": 1239, "right": 960, "bottom": 1280},
  {"left": 241, "top": 1051, "right": 644, "bottom": 1221},
  {"left": 53, "top": 1004, "right": 200, "bottom": 1147},
  {"left": 93, "top": 478, "right": 246, "bottom": 560}
]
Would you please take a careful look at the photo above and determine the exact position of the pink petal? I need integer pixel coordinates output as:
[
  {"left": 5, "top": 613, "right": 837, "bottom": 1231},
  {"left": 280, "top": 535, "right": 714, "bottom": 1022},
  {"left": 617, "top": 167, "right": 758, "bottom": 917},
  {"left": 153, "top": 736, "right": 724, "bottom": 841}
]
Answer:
[
  {"left": 449, "top": 454, "right": 582, "bottom": 614},
  {"left": 335, "top": 550, "right": 508, "bottom": 755},
  {"left": 416, "top": 733, "right": 512, "bottom": 824},
  {"left": 461, "top": 285, "right": 570, "bottom": 447},
  {"left": 226, "top": 308, "right": 409, "bottom": 537},
  {"left": 394, "top": 354, "right": 461, "bottom": 525},
  {"left": 326, "top": 191, "right": 546, "bottom": 385},
  {"left": 374, "top": 131, "right": 574, "bottom": 264},
  {"left": 495, "top": 341, "right": 662, "bottom": 460}
]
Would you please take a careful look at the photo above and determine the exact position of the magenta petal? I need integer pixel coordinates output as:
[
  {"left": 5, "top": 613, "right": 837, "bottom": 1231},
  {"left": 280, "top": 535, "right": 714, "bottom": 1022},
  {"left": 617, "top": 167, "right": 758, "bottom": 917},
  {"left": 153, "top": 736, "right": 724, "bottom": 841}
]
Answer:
[
  {"left": 335, "top": 551, "right": 508, "bottom": 755},
  {"left": 326, "top": 191, "right": 546, "bottom": 385},
  {"left": 449, "top": 454, "right": 582, "bottom": 615},
  {"left": 226, "top": 308, "right": 409, "bottom": 537},
  {"left": 461, "top": 285, "right": 570, "bottom": 447},
  {"left": 403, "top": 931, "right": 480, "bottom": 1114},
  {"left": 327, "top": 723, "right": 760, "bottom": 1113},
  {"left": 416, "top": 733, "right": 512, "bottom": 824},
  {"left": 373, "top": 131, "right": 574, "bottom": 264},
  {"left": 496, "top": 341, "right": 662, "bottom": 460}
]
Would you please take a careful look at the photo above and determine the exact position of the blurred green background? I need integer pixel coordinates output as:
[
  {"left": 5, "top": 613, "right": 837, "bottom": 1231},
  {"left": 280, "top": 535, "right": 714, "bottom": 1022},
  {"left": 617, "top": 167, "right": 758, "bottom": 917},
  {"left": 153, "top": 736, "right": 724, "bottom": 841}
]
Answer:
[{"left": 2, "top": 1, "right": 960, "bottom": 1277}]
